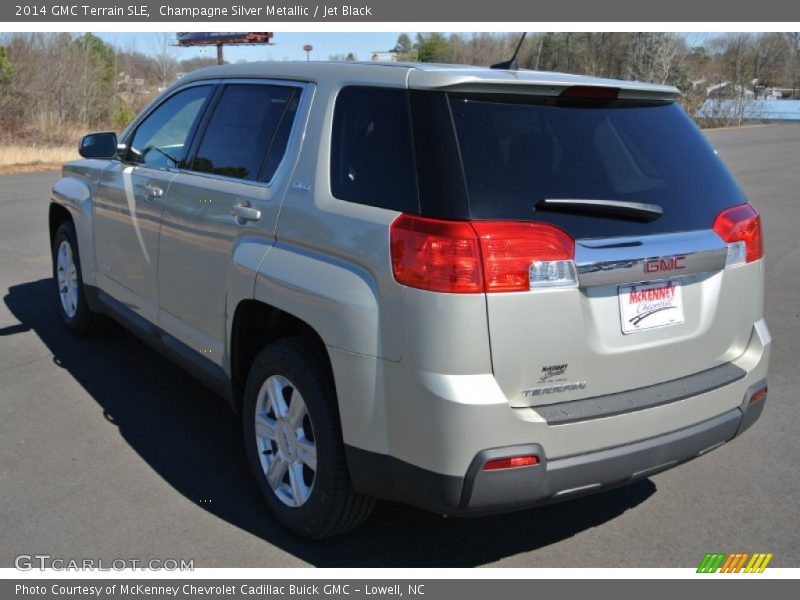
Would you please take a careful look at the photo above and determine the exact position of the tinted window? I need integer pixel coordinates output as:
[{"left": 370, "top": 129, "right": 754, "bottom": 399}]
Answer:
[
  {"left": 331, "top": 86, "right": 419, "bottom": 212},
  {"left": 191, "top": 84, "right": 297, "bottom": 181},
  {"left": 129, "top": 86, "right": 212, "bottom": 169},
  {"left": 448, "top": 95, "right": 746, "bottom": 237},
  {"left": 261, "top": 90, "right": 300, "bottom": 182}
]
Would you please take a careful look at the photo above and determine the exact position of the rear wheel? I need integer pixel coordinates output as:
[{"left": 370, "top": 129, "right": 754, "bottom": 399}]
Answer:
[
  {"left": 51, "top": 221, "right": 105, "bottom": 335},
  {"left": 242, "top": 338, "right": 375, "bottom": 538}
]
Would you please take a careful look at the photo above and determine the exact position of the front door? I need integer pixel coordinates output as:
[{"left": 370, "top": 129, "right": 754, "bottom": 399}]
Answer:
[{"left": 93, "top": 84, "right": 215, "bottom": 323}]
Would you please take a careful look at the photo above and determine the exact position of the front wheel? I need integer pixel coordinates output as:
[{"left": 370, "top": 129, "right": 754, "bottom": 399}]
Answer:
[
  {"left": 51, "top": 221, "right": 105, "bottom": 335},
  {"left": 242, "top": 337, "right": 375, "bottom": 538}
]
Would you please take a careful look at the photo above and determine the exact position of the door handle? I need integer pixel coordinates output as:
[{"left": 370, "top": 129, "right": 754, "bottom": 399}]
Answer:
[
  {"left": 231, "top": 202, "right": 261, "bottom": 223},
  {"left": 144, "top": 185, "right": 164, "bottom": 201}
]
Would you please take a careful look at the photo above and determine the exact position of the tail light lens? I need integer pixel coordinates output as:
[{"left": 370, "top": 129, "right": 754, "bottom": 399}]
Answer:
[
  {"left": 713, "top": 203, "right": 763, "bottom": 267},
  {"left": 390, "top": 215, "right": 576, "bottom": 293},
  {"left": 471, "top": 222, "right": 576, "bottom": 291},
  {"left": 390, "top": 215, "right": 483, "bottom": 293}
]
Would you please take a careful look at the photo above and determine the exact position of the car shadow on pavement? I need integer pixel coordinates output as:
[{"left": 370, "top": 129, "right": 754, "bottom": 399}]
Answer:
[{"left": 4, "top": 278, "right": 656, "bottom": 567}]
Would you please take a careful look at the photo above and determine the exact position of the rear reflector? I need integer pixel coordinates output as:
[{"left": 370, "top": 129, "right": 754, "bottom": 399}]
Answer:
[
  {"left": 390, "top": 214, "right": 576, "bottom": 293},
  {"left": 483, "top": 455, "right": 540, "bottom": 471},
  {"left": 749, "top": 386, "right": 767, "bottom": 405},
  {"left": 712, "top": 203, "right": 763, "bottom": 266}
]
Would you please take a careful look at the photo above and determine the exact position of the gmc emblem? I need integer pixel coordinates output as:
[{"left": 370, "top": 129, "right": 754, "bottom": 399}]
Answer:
[{"left": 644, "top": 256, "right": 686, "bottom": 273}]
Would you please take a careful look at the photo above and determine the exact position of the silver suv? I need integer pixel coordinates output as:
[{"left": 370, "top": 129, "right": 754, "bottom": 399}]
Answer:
[{"left": 50, "top": 62, "right": 770, "bottom": 538}]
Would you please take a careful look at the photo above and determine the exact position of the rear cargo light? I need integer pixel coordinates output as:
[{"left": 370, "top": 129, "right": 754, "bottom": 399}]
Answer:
[
  {"left": 712, "top": 203, "right": 763, "bottom": 267},
  {"left": 390, "top": 215, "right": 576, "bottom": 293},
  {"left": 483, "top": 455, "right": 540, "bottom": 471}
]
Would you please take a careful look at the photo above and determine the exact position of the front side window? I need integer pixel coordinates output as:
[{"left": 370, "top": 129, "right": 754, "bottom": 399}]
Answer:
[
  {"left": 330, "top": 86, "right": 419, "bottom": 212},
  {"left": 128, "top": 86, "right": 212, "bottom": 169},
  {"left": 191, "top": 84, "right": 299, "bottom": 182}
]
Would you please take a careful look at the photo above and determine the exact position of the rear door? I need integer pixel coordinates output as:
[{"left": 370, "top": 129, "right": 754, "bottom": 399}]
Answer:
[
  {"left": 156, "top": 80, "right": 307, "bottom": 366},
  {"left": 443, "top": 92, "right": 760, "bottom": 406}
]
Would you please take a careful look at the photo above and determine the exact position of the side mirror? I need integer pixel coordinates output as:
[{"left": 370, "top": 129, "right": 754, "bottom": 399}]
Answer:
[{"left": 78, "top": 132, "right": 118, "bottom": 159}]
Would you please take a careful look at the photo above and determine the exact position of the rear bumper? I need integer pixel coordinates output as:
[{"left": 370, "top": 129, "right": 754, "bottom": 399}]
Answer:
[{"left": 346, "top": 380, "right": 767, "bottom": 515}]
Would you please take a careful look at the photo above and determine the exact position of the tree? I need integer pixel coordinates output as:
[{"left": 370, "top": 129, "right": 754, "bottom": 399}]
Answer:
[
  {"left": 0, "top": 45, "right": 12, "bottom": 86},
  {"left": 415, "top": 33, "right": 449, "bottom": 63},
  {"left": 393, "top": 34, "right": 414, "bottom": 60}
]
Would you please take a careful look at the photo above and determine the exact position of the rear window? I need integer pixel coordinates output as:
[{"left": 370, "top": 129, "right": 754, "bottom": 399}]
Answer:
[{"left": 448, "top": 95, "right": 745, "bottom": 238}]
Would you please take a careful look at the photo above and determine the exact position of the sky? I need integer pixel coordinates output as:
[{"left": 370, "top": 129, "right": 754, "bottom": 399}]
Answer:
[
  {"left": 97, "top": 32, "right": 406, "bottom": 63},
  {"left": 94, "top": 32, "right": 724, "bottom": 64}
]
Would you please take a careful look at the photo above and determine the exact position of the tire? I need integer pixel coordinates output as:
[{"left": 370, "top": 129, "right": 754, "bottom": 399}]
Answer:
[
  {"left": 242, "top": 337, "right": 376, "bottom": 539},
  {"left": 51, "top": 220, "right": 106, "bottom": 335}
]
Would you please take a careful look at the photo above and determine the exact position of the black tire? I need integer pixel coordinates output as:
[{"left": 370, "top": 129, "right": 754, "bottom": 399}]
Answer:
[
  {"left": 51, "top": 220, "right": 106, "bottom": 335},
  {"left": 242, "top": 337, "right": 376, "bottom": 539}
]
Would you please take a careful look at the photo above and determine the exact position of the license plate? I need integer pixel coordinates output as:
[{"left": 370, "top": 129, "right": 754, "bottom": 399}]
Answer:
[{"left": 618, "top": 280, "right": 684, "bottom": 334}]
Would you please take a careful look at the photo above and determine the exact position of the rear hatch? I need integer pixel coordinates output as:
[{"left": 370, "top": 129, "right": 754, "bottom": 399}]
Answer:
[{"left": 408, "top": 81, "right": 761, "bottom": 407}]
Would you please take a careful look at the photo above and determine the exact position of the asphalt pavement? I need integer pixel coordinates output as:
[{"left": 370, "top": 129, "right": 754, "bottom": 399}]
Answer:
[{"left": 0, "top": 124, "right": 798, "bottom": 568}]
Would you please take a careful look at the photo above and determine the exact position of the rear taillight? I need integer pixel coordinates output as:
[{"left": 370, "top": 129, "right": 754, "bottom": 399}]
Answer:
[
  {"left": 712, "top": 203, "right": 763, "bottom": 267},
  {"left": 472, "top": 222, "right": 576, "bottom": 292},
  {"left": 390, "top": 215, "right": 576, "bottom": 293},
  {"left": 389, "top": 215, "right": 483, "bottom": 293}
]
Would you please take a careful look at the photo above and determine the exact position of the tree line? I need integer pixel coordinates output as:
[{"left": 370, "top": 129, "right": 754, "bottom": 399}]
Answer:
[
  {"left": 0, "top": 33, "right": 216, "bottom": 143},
  {"left": 1, "top": 32, "right": 798, "bottom": 144},
  {"left": 403, "top": 33, "right": 800, "bottom": 117}
]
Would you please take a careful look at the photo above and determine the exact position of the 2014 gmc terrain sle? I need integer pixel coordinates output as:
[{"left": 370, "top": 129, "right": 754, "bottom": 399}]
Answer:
[{"left": 49, "top": 62, "right": 770, "bottom": 538}]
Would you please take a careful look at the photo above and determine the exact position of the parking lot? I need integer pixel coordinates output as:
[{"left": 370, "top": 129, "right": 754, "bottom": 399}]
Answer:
[{"left": 1, "top": 124, "right": 798, "bottom": 568}]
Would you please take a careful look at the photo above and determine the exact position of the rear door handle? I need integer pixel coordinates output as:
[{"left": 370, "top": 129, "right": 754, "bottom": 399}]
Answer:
[
  {"left": 231, "top": 202, "right": 261, "bottom": 223},
  {"left": 144, "top": 185, "right": 164, "bottom": 201}
]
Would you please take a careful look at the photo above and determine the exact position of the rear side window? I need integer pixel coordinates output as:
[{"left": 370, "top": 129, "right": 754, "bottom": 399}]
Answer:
[
  {"left": 331, "top": 86, "right": 419, "bottom": 212},
  {"left": 448, "top": 95, "right": 746, "bottom": 238},
  {"left": 191, "top": 84, "right": 298, "bottom": 182}
]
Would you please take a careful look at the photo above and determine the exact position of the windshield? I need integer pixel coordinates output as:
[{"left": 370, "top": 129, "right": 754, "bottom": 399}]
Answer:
[{"left": 447, "top": 94, "right": 746, "bottom": 238}]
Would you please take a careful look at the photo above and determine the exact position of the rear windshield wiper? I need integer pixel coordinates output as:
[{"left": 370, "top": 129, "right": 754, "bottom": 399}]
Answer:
[{"left": 536, "top": 198, "right": 663, "bottom": 221}]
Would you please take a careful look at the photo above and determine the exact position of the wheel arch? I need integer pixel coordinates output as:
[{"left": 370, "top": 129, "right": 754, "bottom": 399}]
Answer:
[{"left": 230, "top": 299, "right": 332, "bottom": 413}]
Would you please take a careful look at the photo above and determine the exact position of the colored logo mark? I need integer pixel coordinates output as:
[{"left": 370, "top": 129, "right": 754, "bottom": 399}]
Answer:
[{"left": 697, "top": 552, "right": 773, "bottom": 573}]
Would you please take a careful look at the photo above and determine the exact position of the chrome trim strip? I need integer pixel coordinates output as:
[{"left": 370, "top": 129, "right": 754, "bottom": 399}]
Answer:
[{"left": 574, "top": 229, "right": 727, "bottom": 287}]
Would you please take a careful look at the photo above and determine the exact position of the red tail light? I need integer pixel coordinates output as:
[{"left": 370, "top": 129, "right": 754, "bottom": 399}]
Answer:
[
  {"left": 389, "top": 215, "right": 483, "bottom": 293},
  {"left": 472, "top": 222, "right": 575, "bottom": 292},
  {"left": 712, "top": 203, "right": 763, "bottom": 265},
  {"left": 483, "top": 455, "right": 540, "bottom": 470},
  {"left": 390, "top": 215, "right": 575, "bottom": 293}
]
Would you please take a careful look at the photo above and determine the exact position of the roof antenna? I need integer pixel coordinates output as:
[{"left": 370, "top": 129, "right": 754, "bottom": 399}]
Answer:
[{"left": 490, "top": 32, "right": 527, "bottom": 70}]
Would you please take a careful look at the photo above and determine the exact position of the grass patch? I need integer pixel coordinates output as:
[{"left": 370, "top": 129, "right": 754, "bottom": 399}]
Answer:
[{"left": 0, "top": 144, "right": 78, "bottom": 174}]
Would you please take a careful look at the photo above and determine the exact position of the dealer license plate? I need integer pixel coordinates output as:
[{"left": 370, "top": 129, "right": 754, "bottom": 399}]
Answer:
[{"left": 619, "top": 280, "right": 685, "bottom": 334}]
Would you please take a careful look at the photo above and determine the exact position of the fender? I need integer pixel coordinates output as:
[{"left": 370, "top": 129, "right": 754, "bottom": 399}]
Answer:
[{"left": 50, "top": 160, "right": 105, "bottom": 287}]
